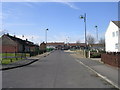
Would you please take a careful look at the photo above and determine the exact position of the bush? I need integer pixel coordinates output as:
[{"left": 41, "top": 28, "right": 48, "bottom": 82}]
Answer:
[
  {"left": 90, "top": 53, "right": 101, "bottom": 58},
  {"left": 46, "top": 48, "right": 54, "bottom": 52},
  {"left": 90, "top": 50, "right": 97, "bottom": 52}
]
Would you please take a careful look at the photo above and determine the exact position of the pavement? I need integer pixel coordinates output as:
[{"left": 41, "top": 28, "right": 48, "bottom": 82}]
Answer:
[
  {"left": 2, "top": 50, "right": 119, "bottom": 89},
  {"left": 69, "top": 50, "right": 119, "bottom": 89},
  {"left": 0, "top": 51, "right": 53, "bottom": 71}
]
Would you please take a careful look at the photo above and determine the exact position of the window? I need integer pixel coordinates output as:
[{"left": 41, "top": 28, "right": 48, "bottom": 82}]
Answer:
[
  {"left": 116, "top": 31, "right": 118, "bottom": 37},
  {"left": 112, "top": 32, "right": 115, "bottom": 37},
  {"left": 115, "top": 43, "right": 118, "bottom": 49}
]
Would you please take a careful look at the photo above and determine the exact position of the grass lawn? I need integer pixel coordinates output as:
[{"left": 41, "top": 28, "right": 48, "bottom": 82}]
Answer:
[
  {"left": 0, "top": 53, "right": 30, "bottom": 65},
  {"left": 1, "top": 58, "right": 26, "bottom": 65},
  {"left": 0, "top": 53, "right": 30, "bottom": 57}
]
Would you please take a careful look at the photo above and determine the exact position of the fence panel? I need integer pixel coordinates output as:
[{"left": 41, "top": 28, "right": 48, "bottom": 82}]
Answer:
[{"left": 101, "top": 52, "right": 120, "bottom": 68}]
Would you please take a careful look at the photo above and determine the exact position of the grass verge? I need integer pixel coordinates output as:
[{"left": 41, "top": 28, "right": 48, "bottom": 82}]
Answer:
[{"left": 1, "top": 58, "right": 26, "bottom": 65}]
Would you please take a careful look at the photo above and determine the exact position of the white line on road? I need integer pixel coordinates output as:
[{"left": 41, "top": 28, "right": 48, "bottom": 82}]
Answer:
[{"left": 75, "top": 59, "right": 119, "bottom": 89}]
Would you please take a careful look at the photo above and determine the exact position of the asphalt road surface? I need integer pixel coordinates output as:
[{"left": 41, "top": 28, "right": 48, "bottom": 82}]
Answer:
[{"left": 2, "top": 50, "right": 116, "bottom": 88}]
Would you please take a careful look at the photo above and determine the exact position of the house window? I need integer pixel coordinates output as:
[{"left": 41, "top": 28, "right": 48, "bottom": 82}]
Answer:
[
  {"left": 112, "top": 32, "right": 115, "bottom": 37},
  {"left": 116, "top": 31, "right": 118, "bottom": 36},
  {"left": 115, "top": 43, "right": 118, "bottom": 49}
]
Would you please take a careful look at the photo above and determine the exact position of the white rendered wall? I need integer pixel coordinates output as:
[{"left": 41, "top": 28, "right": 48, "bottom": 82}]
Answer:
[
  {"left": 118, "top": 29, "right": 120, "bottom": 51},
  {"left": 105, "top": 21, "right": 119, "bottom": 52}
]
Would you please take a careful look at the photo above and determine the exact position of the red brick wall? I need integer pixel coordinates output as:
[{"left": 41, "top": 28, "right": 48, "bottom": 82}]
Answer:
[
  {"left": 0, "top": 46, "right": 2, "bottom": 53},
  {"left": 2, "top": 45, "right": 18, "bottom": 53},
  {"left": 101, "top": 53, "right": 120, "bottom": 68}
]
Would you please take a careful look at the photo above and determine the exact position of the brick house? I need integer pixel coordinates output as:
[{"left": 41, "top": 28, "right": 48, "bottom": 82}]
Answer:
[
  {"left": 47, "top": 42, "right": 64, "bottom": 49},
  {"left": 0, "top": 34, "right": 38, "bottom": 53},
  {"left": 40, "top": 42, "right": 46, "bottom": 52},
  {"left": 68, "top": 43, "right": 86, "bottom": 49},
  {"left": 0, "top": 34, "right": 18, "bottom": 53},
  {"left": 46, "top": 42, "right": 86, "bottom": 50}
]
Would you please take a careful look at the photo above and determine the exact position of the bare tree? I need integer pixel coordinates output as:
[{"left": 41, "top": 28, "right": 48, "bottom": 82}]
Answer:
[
  {"left": 86, "top": 34, "right": 95, "bottom": 44},
  {"left": 99, "top": 38, "right": 105, "bottom": 44},
  {"left": 76, "top": 40, "right": 81, "bottom": 44}
]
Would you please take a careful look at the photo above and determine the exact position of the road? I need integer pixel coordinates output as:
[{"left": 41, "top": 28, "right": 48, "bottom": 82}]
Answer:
[{"left": 2, "top": 50, "right": 116, "bottom": 88}]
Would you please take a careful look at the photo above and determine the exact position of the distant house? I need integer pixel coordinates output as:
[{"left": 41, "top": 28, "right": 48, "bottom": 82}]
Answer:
[
  {"left": 0, "top": 34, "right": 38, "bottom": 53},
  {"left": 47, "top": 42, "right": 64, "bottom": 49},
  {"left": 105, "top": 21, "right": 120, "bottom": 52},
  {"left": 88, "top": 44, "right": 105, "bottom": 51},
  {"left": 68, "top": 43, "right": 86, "bottom": 49},
  {"left": 40, "top": 42, "right": 46, "bottom": 52},
  {"left": 46, "top": 42, "right": 86, "bottom": 50}
]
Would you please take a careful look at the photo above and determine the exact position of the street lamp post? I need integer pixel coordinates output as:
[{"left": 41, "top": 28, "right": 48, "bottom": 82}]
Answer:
[
  {"left": 80, "top": 13, "right": 87, "bottom": 48},
  {"left": 95, "top": 25, "right": 98, "bottom": 43},
  {"left": 45, "top": 28, "right": 48, "bottom": 49}
]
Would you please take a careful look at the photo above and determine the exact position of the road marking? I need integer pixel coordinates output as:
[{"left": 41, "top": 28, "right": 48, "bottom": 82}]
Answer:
[{"left": 75, "top": 59, "right": 119, "bottom": 89}]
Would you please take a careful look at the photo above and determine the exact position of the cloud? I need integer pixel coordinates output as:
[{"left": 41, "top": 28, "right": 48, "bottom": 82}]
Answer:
[
  {"left": 19, "top": 2, "right": 80, "bottom": 10},
  {"left": 60, "top": 2, "right": 80, "bottom": 10},
  {"left": 22, "top": 2, "right": 35, "bottom": 8}
]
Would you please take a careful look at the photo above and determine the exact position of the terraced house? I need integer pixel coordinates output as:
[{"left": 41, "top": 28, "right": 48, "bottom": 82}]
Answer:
[{"left": 0, "top": 34, "right": 39, "bottom": 53}]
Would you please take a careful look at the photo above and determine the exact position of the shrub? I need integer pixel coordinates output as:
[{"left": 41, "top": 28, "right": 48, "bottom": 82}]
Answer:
[{"left": 90, "top": 53, "right": 101, "bottom": 58}]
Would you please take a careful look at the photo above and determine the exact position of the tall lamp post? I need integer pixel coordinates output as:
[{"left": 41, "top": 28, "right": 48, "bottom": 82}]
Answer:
[
  {"left": 80, "top": 13, "right": 87, "bottom": 48},
  {"left": 95, "top": 25, "right": 98, "bottom": 43},
  {"left": 45, "top": 28, "right": 49, "bottom": 49}
]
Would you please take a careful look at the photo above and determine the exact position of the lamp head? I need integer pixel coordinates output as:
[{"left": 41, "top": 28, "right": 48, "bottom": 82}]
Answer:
[
  {"left": 80, "top": 15, "right": 84, "bottom": 19},
  {"left": 95, "top": 26, "right": 98, "bottom": 28}
]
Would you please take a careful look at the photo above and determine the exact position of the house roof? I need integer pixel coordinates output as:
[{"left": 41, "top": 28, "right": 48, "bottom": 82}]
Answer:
[
  {"left": 68, "top": 43, "right": 86, "bottom": 47},
  {"left": 2, "top": 34, "right": 36, "bottom": 46},
  {"left": 47, "top": 42, "right": 86, "bottom": 47},
  {"left": 112, "top": 21, "right": 120, "bottom": 28},
  {"left": 47, "top": 42, "right": 64, "bottom": 46}
]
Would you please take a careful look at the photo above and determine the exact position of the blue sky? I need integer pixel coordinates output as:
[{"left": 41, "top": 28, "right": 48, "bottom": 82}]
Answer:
[{"left": 1, "top": 2, "right": 118, "bottom": 44}]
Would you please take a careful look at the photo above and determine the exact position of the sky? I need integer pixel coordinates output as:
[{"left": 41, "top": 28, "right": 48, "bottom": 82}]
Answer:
[{"left": 0, "top": 2, "right": 119, "bottom": 44}]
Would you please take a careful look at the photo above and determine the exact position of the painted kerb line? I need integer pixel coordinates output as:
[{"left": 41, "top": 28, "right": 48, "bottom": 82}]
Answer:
[{"left": 75, "top": 59, "right": 119, "bottom": 89}]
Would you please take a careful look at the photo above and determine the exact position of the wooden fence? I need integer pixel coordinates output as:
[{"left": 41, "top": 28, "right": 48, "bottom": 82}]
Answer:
[{"left": 101, "top": 52, "right": 120, "bottom": 68}]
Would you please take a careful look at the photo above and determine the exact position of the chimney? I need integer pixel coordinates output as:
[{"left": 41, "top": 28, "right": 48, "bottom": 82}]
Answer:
[{"left": 7, "top": 33, "right": 9, "bottom": 35}]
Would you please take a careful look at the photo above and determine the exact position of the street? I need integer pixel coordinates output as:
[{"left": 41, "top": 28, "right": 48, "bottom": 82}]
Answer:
[{"left": 2, "top": 50, "right": 116, "bottom": 88}]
